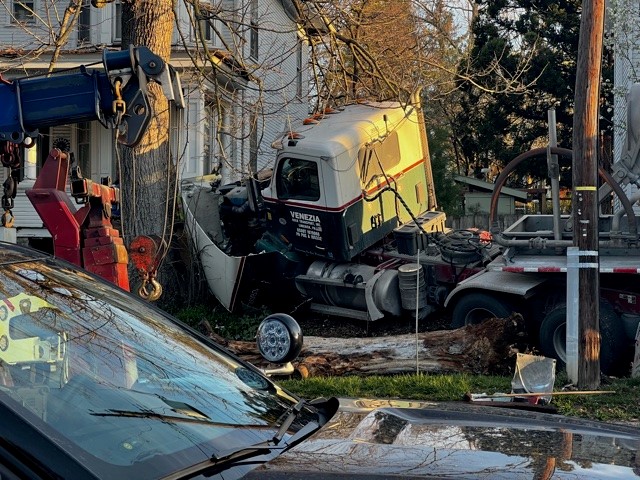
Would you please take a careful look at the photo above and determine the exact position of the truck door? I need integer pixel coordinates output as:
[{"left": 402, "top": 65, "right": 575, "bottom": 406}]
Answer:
[{"left": 269, "top": 156, "right": 333, "bottom": 258}]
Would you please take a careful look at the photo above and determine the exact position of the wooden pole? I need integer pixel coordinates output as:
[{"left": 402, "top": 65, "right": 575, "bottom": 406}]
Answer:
[
  {"left": 467, "top": 390, "right": 615, "bottom": 400},
  {"left": 573, "top": 0, "right": 604, "bottom": 389}
]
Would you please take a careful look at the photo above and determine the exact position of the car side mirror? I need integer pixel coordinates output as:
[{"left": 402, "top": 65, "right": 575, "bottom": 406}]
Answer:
[{"left": 256, "top": 313, "right": 303, "bottom": 377}]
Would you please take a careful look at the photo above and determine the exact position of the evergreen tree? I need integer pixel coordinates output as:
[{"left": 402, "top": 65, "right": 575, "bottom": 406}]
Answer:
[{"left": 453, "top": 0, "right": 613, "bottom": 188}]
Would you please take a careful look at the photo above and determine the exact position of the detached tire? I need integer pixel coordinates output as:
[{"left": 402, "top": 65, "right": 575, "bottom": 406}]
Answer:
[
  {"left": 539, "top": 302, "right": 626, "bottom": 376},
  {"left": 451, "top": 292, "right": 517, "bottom": 328}
]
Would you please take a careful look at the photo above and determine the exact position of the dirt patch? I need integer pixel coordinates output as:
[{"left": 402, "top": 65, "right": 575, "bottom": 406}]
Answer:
[{"left": 294, "top": 310, "right": 453, "bottom": 338}]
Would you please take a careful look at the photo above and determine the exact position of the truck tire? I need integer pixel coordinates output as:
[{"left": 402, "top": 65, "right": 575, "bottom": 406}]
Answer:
[
  {"left": 451, "top": 292, "right": 517, "bottom": 328},
  {"left": 539, "top": 302, "right": 626, "bottom": 376}
]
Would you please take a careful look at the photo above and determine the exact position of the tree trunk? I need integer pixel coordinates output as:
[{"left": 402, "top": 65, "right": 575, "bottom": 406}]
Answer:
[
  {"left": 204, "top": 314, "right": 528, "bottom": 377},
  {"left": 119, "top": 1, "right": 184, "bottom": 307}
]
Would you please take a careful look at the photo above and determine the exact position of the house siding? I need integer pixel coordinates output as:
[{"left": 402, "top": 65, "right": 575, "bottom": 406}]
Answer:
[
  {"left": 252, "top": 0, "right": 309, "bottom": 173},
  {"left": 0, "top": 1, "right": 46, "bottom": 54}
]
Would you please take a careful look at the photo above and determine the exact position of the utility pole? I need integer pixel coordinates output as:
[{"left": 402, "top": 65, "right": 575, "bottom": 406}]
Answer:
[{"left": 572, "top": 0, "right": 604, "bottom": 389}]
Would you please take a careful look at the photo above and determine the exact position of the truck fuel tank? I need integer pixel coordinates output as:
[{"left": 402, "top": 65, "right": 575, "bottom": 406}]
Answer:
[{"left": 295, "top": 261, "right": 431, "bottom": 321}]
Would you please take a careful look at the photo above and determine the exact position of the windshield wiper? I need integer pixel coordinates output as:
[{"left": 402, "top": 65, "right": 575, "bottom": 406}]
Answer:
[
  {"left": 91, "top": 409, "right": 218, "bottom": 426},
  {"left": 211, "top": 419, "right": 319, "bottom": 463},
  {"left": 207, "top": 399, "right": 306, "bottom": 464},
  {"left": 212, "top": 397, "right": 326, "bottom": 463},
  {"left": 91, "top": 409, "right": 275, "bottom": 431},
  {"left": 271, "top": 399, "right": 305, "bottom": 444},
  {"left": 163, "top": 438, "right": 292, "bottom": 480},
  {"left": 165, "top": 398, "right": 335, "bottom": 480}
]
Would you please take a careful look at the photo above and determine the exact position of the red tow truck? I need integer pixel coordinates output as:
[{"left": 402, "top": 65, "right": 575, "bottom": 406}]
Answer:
[{"left": 0, "top": 46, "right": 184, "bottom": 299}]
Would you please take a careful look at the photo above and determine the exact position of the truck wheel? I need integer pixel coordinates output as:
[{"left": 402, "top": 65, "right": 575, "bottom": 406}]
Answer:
[
  {"left": 451, "top": 292, "right": 516, "bottom": 328},
  {"left": 539, "top": 302, "right": 626, "bottom": 376}
]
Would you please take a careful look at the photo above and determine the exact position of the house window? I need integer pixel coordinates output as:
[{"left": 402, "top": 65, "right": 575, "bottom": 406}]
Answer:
[
  {"left": 199, "top": 18, "right": 213, "bottom": 42},
  {"left": 204, "top": 101, "right": 216, "bottom": 174},
  {"left": 77, "top": 122, "right": 92, "bottom": 178},
  {"left": 195, "top": 1, "right": 213, "bottom": 42},
  {"left": 78, "top": 1, "right": 91, "bottom": 44},
  {"left": 12, "top": 1, "right": 35, "bottom": 24},
  {"left": 112, "top": 0, "right": 122, "bottom": 43},
  {"left": 296, "top": 41, "right": 303, "bottom": 98},
  {"left": 249, "top": 111, "right": 258, "bottom": 174},
  {"left": 249, "top": 0, "right": 258, "bottom": 59},
  {"left": 204, "top": 99, "right": 234, "bottom": 176}
]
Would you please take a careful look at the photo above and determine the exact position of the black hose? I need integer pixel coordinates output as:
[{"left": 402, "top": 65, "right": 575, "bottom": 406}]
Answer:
[
  {"left": 488, "top": 147, "right": 637, "bottom": 239},
  {"left": 489, "top": 147, "right": 572, "bottom": 226}
]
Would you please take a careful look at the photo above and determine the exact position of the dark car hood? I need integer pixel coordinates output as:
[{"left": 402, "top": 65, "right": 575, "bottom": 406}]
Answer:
[{"left": 246, "top": 398, "right": 640, "bottom": 479}]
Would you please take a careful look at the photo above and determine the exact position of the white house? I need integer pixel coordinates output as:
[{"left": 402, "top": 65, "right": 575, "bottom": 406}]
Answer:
[
  {"left": 611, "top": 0, "right": 640, "bottom": 212},
  {"left": 0, "top": 0, "right": 314, "bottom": 240}
]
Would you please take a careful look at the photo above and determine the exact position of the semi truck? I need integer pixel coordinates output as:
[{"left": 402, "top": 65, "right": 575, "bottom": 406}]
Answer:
[{"left": 182, "top": 94, "right": 640, "bottom": 376}]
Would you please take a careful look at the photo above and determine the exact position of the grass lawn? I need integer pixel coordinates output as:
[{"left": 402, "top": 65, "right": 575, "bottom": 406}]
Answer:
[
  {"left": 174, "top": 304, "right": 640, "bottom": 424},
  {"left": 280, "top": 372, "right": 640, "bottom": 424}
]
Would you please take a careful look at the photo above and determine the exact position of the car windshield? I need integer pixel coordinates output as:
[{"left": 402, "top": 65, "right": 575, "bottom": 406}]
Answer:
[{"left": 0, "top": 245, "right": 317, "bottom": 479}]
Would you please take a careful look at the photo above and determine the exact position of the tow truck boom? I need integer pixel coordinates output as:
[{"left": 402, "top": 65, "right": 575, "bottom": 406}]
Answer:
[
  {"left": 0, "top": 46, "right": 184, "bottom": 147},
  {"left": 0, "top": 46, "right": 184, "bottom": 297}
]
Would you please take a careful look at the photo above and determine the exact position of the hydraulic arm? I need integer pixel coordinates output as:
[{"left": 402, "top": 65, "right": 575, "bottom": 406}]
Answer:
[
  {"left": 0, "top": 46, "right": 184, "bottom": 295},
  {"left": 0, "top": 46, "right": 184, "bottom": 148}
]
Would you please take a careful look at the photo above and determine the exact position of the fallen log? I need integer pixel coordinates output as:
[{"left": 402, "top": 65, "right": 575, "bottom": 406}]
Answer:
[{"left": 201, "top": 313, "right": 529, "bottom": 378}]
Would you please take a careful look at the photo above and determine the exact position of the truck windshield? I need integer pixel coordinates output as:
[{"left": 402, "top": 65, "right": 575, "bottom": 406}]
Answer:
[
  {"left": 0, "top": 246, "right": 318, "bottom": 479},
  {"left": 276, "top": 157, "right": 320, "bottom": 201}
]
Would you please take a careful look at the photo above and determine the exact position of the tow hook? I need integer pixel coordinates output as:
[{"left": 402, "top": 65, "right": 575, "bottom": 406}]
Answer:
[{"left": 130, "top": 235, "right": 163, "bottom": 301}]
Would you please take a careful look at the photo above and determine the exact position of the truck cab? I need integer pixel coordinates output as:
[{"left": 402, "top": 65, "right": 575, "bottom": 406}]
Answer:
[
  {"left": 181, "top": 99, "right": 455, "bottom": 321},
  {"left": 263, "top": 101, "right": 433, "bottom": 262}
]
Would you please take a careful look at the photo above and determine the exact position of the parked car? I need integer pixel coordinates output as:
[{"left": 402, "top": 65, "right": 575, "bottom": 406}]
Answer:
[{"left": 0, "top": 242, "right": 638, "bottom": 479}]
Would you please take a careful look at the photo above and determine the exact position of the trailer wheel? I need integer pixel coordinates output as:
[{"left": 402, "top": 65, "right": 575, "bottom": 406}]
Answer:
[
  {"left": 539, "top": 302, "right": 626, "bottom": 375},
  {"left": 451, "top": 292, "right": 516, "bottom": 328}
]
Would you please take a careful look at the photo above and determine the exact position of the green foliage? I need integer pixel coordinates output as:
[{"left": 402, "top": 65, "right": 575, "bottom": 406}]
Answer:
[
  {"left": 282, "top": 373, "right": 640, "bottom": 423},
  {"left": 174, "top": 304, "right": 269, "bottom": 341},
  {"left": 425, "top": 101, "right": 465, "bottom": 217},
  {"left": 552, "top": 375, "right": 640, "bottom": 422}
]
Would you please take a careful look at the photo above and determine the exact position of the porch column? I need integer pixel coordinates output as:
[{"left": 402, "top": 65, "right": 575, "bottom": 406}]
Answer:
[{"left": 24, "top": 145, "right": 38, "bottom": 181}]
